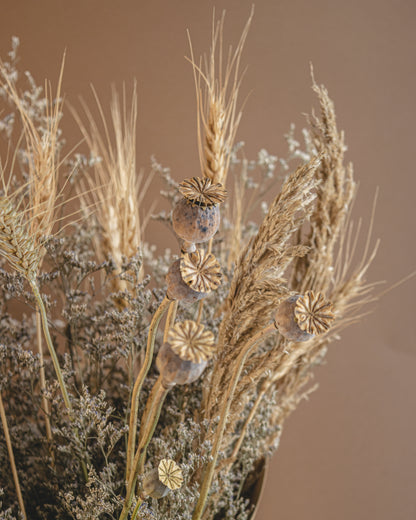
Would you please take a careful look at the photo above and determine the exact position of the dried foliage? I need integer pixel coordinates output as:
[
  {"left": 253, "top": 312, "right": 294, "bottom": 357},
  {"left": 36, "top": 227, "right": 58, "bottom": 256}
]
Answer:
[{"left": 0, "top": 18, "right": 379, "bottom": 520}]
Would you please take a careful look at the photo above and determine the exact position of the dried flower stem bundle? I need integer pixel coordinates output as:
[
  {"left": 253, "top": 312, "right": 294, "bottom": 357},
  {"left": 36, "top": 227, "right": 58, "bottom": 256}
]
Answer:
[
  {"left": 0, "top": 22, "right": 382, "bottom": 520},
  {"left": 205, "top": 154, "right": 321, "bottom": 424},
  {"left": 191, "top": 73, "right": 379, "bottom": 518}
]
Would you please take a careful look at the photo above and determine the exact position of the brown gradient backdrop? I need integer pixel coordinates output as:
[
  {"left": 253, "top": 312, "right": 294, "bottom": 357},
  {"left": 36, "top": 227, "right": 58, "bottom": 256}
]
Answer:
[{"left": 1, "top": 1, "right": 415, "bottom": 519}]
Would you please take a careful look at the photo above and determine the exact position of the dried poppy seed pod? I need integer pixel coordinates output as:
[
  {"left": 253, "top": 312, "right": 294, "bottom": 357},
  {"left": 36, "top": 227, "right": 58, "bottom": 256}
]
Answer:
[
  {"left": 142, "top": 459, "right": 183, "bottom": 499},
  {"left": 166, "top": 249, "right": 221, "bottom": 303},
  {"left": 274, "top": 290, "right": 335, "bottom": 342},
  {"left": 172, "top": 177, "right": 227, "bottom": 252},
  {"left": 156, "top": 320, "right": 215, "bottom": 386}
]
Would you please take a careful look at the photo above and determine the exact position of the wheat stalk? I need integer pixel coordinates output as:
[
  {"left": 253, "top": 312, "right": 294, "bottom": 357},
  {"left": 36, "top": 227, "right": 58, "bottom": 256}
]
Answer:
[
  {"left": 73, "top": 83, "right": 147, "bottom": 292},
  {"left": 0, "top": 195, "right": 41, "bottom": 278},
  {"left": 188, "top": 8, "right": 253, "bottom": 186},
  {"left": 1, "top": 55, "right": 65, "bottom": 447}
]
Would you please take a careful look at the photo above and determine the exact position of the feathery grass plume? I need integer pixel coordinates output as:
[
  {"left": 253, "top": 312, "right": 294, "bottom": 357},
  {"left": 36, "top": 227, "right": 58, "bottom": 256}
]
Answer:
[
  {"left": 292, "top": 69, "right": 356, "bottom": 293},
  {"left": 188, "top": 8, "right": 253, "bottom": 185},
  {"left": 215, "top": 78, "right": 380, "bottom": 480},
  {"left": 204, "top": 154, "right": 321, "bottom": 423},
  {"left": 73, "top": 83, "right": 148, "bottom": 290}
]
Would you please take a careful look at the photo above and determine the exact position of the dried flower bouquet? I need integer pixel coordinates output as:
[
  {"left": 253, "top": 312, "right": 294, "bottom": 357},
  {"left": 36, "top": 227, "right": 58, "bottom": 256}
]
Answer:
[{"left": 0, "top": 13, "right": 378, "bottom": 520}]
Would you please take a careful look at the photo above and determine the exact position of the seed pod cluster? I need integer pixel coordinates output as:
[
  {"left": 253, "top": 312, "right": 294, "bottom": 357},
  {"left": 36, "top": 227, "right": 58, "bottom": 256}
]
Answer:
[{"left": 274, "top": 291, "right": 335, "bottom": 342}]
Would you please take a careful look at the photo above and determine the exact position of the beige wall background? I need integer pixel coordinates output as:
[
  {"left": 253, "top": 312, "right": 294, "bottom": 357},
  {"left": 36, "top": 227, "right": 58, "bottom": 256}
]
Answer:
[{"left": 1, "top": 1, "right": 415, "bottom": 519}]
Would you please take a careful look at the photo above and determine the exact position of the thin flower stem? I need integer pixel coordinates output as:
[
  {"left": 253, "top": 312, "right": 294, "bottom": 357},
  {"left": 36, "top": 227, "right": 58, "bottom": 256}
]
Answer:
[
  {"left": 196, "top": 238, "right": 213, "bottom": 324},
  {"left": 163, "top": 300, "right": 178, "bottom": 343},
  {"left": 125, "top": 296, "right": 171, "bottom": 482},
  {"left": 219, "top": 379, "right": 271, "bottom": 472},
  {"left": 196, "top": 298, "right": 204, "bottom": 324},
  {"left": 121, "top": 377, "right": 170, "bottom": 520},
  {"left": 0, "top": 393, "right": 27, "bottom": 520},
  {"left": 36, "top": 311, "right": 53, "bottom": 445},
  {"left": 30, "top": 279, "right": 72, "bottom": 411},
  {"left": 30, "top": 279, "right": 89, "bottom": 482},
  {"left": 192, "top": 323, "right": 275, "bottom": 520},
  {"left": 131, "top": 497, "right": 143, "bottom": 520},
  {"left": 136, "top": 376, "right": 170, "bottom": 474}
]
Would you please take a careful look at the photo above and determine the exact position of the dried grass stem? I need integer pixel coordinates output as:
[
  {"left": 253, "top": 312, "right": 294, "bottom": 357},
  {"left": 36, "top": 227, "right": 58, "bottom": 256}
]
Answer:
[
  {"left": 125, "top": 297, "right": 170, "bottom": 481},
  {"left": 0, "top": 392, "right": 27, "bottom": 520},
  {"left": 192, "top": 322, "right": 275, "bottom": 520}
]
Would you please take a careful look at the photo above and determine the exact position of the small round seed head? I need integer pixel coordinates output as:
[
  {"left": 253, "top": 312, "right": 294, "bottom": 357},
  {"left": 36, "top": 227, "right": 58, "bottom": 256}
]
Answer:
[
  {"left": 294, "top": 291, "right": 335, "bottom": 335},
  {"left": 172, "top": 198, "right": 221, "bottom": 248},
  {"left": 166, "top": 259, "right": 207, "bottom": 303},
  {"left": 142, "top": 468, "right": 170, "bottom": 499},
  {"left": 156, "top": 341, "right": 208, "bottom": 386},
  {"left": 274, "top": 295, "right": 313, "bottom": 342},
  {"left": 178, "top": 177, "right": 227, "bottom": 207},
  {"left": 180, "top": 249, "right": 221, "bottom": 293},
  {"left": 158, "top": 459, "right": 183, "bottom": 491},
  {"left": 168, "top": 320, "right": 215, "bottom": 363}
]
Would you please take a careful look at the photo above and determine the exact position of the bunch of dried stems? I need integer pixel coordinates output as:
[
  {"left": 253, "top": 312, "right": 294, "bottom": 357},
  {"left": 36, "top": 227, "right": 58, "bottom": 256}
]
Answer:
[{"left": 0, "top": 14, "right": 379, "bottom": 520}]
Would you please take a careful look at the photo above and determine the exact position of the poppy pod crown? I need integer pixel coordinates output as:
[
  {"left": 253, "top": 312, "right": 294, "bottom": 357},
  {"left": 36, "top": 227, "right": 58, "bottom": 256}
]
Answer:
[
  {"left": 168, "top": 320, "right": 215, "bottom": 363},
  {"left": 156, "top": 320, "right": 215, "bottom": 386},
  {"left": 274, "top": 291, "right": 334, "bottom": 342},
  {"left": 178, "top": 177, "right": 227, "bottom": 207},
  {"left": 180, "top": 249, "right": 222, "bottom": 293},
  {"left": 294, "top": 290, "right": 335, "bottom": 335},
  {"left": 166, "top": 249, "right": 222, "bottom": 303}
]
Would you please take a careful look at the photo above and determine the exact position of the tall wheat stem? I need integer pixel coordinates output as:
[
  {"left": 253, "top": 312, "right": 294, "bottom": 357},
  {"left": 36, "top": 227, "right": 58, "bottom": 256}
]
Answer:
[
  {"left": 192, "top": 323, "right": 276, "bottom": 520},
  {"left": 125, "top": 296, "right": 171, "bottom": 482},
  {"left": 136, "top": 376, "right": 170, "bottom": 474},
  {"left": 31, "top": 281, "right": 91, "bottom": 481},
  {"left": 36, "top": 311, "right": 53, "bottom": 445},
  {"left": 30, "top": 279, "right": 72, "bottom": 411},
  {"left": 0, "top": 393, "right": 27, "bottom": 520}
]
